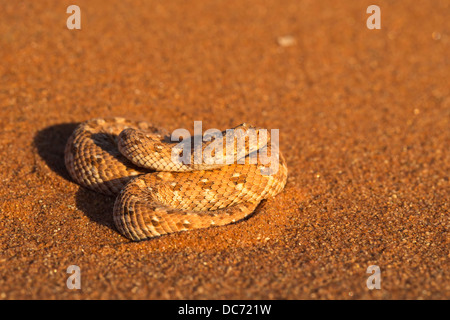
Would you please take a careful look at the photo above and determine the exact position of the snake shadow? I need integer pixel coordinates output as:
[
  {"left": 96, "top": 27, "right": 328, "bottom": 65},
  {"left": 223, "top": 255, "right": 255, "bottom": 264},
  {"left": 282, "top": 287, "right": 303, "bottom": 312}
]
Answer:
[
  {"left": 33, "top": 122, "right": 117, "bottom": 230},
  {"left": 74, "top": 188, "right": 116, "bottom": 230},
  {"left": 34, "top": 122, "right": 79, "bottom": 182}
]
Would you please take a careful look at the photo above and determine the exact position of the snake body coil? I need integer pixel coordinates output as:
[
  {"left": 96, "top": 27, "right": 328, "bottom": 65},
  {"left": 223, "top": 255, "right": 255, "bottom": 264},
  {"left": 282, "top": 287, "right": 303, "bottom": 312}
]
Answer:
[{"left": 65, "top": 118, "right": 288, "bottom": 241}]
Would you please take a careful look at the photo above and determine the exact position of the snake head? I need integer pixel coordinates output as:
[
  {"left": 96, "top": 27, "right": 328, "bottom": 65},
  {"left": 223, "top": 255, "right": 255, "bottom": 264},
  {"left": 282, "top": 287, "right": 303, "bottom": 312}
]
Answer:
[{"left": 232, "top": 123, "right": 271, "bottom": 156}]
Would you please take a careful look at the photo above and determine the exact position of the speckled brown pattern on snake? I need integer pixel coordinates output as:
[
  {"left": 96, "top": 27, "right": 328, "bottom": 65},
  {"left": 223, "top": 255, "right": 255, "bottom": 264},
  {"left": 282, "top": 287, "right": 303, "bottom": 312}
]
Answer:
[{"left": 65, "top": 117, "right": 288, "bottom": 241}]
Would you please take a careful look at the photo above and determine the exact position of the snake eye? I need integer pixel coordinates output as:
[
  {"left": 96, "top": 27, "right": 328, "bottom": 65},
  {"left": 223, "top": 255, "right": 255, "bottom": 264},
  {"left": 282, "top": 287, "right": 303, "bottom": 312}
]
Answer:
[{"left": 236, "top": 123, "right": 251, "bottom": 131}]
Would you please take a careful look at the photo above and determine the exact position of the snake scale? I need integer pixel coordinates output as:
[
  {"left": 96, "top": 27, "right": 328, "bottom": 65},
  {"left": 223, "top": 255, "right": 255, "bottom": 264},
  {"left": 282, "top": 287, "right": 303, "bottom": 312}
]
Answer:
[{"left": 64, "top": 118, "right": 288, "bottom": 241}]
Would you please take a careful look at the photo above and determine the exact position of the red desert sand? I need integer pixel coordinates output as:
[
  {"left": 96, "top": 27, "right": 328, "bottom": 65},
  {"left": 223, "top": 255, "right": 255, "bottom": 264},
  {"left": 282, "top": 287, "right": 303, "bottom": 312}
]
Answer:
[{"left": 0, "top": 0, "right": 448, "bottom": 299}]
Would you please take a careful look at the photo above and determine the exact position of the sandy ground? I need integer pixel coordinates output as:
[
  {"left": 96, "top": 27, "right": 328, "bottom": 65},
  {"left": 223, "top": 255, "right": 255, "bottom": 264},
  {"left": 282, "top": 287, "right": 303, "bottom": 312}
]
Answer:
[{"left": 0, "top": 0, "right": 448, "bottom": 299}]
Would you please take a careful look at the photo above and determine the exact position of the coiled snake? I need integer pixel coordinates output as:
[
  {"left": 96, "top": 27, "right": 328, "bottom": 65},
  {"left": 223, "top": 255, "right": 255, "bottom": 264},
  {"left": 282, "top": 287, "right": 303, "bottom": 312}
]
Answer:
[{"left": 64, "top": 118, "right": 288, "bottom": 241}]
